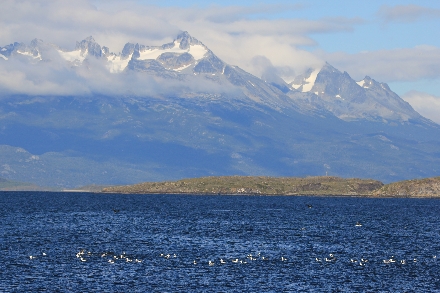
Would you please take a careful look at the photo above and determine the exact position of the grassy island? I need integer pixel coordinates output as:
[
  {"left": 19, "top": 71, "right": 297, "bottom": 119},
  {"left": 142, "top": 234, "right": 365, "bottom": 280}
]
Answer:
[{"left": 101, "top": 176, "right": 384, "bottom": 196}]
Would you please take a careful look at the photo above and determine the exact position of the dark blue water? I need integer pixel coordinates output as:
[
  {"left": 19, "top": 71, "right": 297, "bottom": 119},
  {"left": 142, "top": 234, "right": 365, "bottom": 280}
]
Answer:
[{"left": 1, "top": 192, "right": 440, "bottom": 292}]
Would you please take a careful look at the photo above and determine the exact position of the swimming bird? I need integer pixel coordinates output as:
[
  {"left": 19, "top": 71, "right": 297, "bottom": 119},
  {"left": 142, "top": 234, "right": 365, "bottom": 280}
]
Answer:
[
  {"left": 232, "top": 259, "right": 239, "bottom": 263},
  {"left": 29, "top": 255, "right": 35, "bottom": 260},
  {"left": 325, "top": 254, "right": 336, "bottom": 262},
  {"left": 193, "top": 260, "right": 197, "bottom": 265},
  {"left": 355, "top": 222, "right": 362, "bottom": 227},
  {"left": 307, "top": 204, "right": 312, "bottom": 208},
  {"left": 108, "top": 259, "right": 115, "bottom": 264},
  {"left": 208, "top": 261, "right": 214, "bottom": 266},
  {"left": 383, "top": 257, "right": 396, "bottom": 264},
  {"left": 42, "top": 252, "right": 47, "bottom": 256},
  {"left": 220, "top": 259, "right": 226, "bottom": 264},
  {"left": 281, "top": 257, "right": 287, "bottom": 262},
  {"left": 80, "top": 257, "right": 87, "bottom": 262}
]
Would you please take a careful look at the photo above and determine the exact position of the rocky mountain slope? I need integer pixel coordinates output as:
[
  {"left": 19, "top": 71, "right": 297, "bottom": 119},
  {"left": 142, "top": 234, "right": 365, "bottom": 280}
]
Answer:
[{"left": 1, "top": 32, "right": 439, "bottom": 188}]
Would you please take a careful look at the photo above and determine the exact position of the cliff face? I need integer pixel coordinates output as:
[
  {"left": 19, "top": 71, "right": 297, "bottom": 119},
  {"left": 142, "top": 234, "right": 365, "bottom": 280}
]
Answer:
[
  {"left": 373, "top": 177, "right": 440, "bottom": 197},
  {"left": 102, "top": 176, "right": 384, "bottom": 196}
]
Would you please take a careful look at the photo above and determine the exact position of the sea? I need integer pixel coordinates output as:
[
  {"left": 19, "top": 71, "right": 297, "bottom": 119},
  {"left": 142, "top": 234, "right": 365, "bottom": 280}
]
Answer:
[{"left": 1, "top": 191, "right": 440, "bottom": 292}]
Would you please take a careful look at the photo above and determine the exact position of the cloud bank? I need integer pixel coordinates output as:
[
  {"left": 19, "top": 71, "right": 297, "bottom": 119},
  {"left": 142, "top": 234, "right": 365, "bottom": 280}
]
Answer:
[
  {"left": 378, "top": 4, "right": 440, "bottom": 23},
  {"left": 402, "top": 91, "right": 440, "bottom": 124},
  {"left": 318, "top": 45, "right": 440, "bottom": 82},
  {"left": 0, "top": 0, "right": 353, "bottom": 81}
]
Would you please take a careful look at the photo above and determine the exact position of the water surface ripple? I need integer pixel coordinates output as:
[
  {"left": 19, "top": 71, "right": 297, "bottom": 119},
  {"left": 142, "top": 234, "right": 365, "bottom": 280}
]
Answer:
[{"left": 1, "top": 192, "right": 440, "bottom": 292}]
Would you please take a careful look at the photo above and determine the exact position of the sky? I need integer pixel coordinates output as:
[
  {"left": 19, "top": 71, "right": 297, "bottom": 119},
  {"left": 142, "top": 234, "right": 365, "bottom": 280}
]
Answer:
[{"left": 1, "top": 0, "right": 440, "bottom": 123}]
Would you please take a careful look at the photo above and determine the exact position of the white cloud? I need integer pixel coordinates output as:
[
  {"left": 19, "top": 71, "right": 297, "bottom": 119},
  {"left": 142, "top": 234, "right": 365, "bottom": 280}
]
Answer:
[
  {"left": 317, "top": 45, "right": 440, "bottom": 82},
  {"left": 0, "top": 0, "right": 361, "bottom": 80},
  {"left": 2, "top": 0, "right": 439, "bottom": 105},
  {"left": 402, "top": 91, "right": 440, "bottom": 124}
]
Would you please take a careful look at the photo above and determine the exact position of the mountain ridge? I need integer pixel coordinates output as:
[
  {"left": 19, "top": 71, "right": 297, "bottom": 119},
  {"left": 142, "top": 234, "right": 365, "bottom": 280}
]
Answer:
[
  {"left": 1, "top": 32, "right": 439, "bottom": 188},
  {"left": 0, "top": 32, "right": 431, "bottom": 124}
]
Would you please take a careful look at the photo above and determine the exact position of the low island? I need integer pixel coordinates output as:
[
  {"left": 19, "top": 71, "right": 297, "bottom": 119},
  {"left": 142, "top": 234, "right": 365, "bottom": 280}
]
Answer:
[
  {"left": 102, "top": 176, "right": 384, "bottom": 196},
  {"left": 101, "top": 175, "right": 440, "bottom": 197}
]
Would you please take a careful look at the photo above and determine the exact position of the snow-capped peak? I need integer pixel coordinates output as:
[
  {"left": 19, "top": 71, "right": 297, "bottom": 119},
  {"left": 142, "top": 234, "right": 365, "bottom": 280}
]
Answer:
[{"left": 135, "top": 32, "right": 208, "bottom": 65}]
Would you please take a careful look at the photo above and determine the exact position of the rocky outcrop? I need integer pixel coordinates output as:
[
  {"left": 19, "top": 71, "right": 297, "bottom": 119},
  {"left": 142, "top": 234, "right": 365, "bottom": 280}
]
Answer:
[{"left": 373, "top": 177, "right": 440, "bottom": 197}]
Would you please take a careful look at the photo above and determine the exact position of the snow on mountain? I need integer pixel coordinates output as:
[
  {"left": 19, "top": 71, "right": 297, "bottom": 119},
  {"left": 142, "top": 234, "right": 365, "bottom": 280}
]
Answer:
[
  {"left": 0, "top": 32, "right": 433, "bottom": 125},
  {"left": 0, "top": 39, "right": 43, "bottom": 62},
  {"left": 290, "top": 68, "right": 321, "bottom": 92},
  {"left": 51, "top": 32, "right": 210, "bottom": 74},
  {"left": 287, "top": 63, "right": 425, "bottom": 122}
]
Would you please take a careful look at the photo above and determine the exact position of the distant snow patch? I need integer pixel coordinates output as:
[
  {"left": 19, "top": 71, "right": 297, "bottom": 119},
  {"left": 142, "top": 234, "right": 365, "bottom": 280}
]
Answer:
[
  {"left": 356, "top": 80, "right": 365, "bottom": 87},
  {"left": 17, "top": 50, "right": 42, "bottom": 60},
  {"left": 137, "top": 41, "right": 207, "bottom": 62},
  {"left": 301, "top": 68, "right": 320, "bottom": 92},
  {"left": 173, "top": 63, "right": 192, "bottom": 71},
  {"left": 107, "top": 53, "right": 133, "bottom": 73},
  {"left": 188, "top": 44, "right": 208, "bottom": 60},
  {"left": 0, "top": 54, "right": 7, "bottom": 60}
]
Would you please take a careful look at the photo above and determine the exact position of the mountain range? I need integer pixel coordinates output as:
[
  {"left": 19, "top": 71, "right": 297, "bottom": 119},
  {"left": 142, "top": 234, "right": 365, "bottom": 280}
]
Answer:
[{"left": 1, "top": 32, "right": 439, "bottom": 188}]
